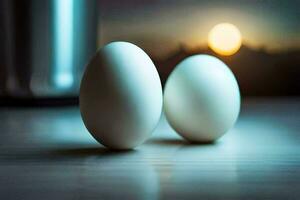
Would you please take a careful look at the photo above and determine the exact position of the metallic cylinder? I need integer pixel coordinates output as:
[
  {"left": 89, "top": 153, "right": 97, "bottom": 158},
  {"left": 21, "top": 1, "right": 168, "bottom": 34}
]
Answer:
[{"left": 0, "top": 0, "right": 98, "bottom": 98}]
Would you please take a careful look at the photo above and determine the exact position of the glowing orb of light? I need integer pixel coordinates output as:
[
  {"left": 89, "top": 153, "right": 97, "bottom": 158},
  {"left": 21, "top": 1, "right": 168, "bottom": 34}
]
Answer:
[{"left": 208, "top": 23, "right": 242, "bottom": 56}]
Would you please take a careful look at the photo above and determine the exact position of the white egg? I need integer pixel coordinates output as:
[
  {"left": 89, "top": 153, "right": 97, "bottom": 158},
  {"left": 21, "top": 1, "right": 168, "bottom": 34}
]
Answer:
[
  {"left": 164, "top": 55, "right": 240, "bottom": 142},
  {"left": 80, "top": 41, "right": 163, "bottom": 149}
]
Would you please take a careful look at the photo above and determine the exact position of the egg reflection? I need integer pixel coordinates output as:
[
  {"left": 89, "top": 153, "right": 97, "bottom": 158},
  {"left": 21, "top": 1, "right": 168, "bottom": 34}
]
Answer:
[
  {"left": 78, "top": 150, "right": 159, "bottom": 200},
  {"left": 160, "top": 143, "right": 239, "bottom": 199}
]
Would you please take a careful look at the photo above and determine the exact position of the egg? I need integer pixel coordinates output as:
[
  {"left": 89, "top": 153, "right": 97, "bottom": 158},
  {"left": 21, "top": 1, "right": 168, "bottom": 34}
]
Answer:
[
  {"left": 164, "top": 55, "right": 240, "bottom": 142},
  {"left": 80, "top": 41, "right": 163, "bottom": 149}
]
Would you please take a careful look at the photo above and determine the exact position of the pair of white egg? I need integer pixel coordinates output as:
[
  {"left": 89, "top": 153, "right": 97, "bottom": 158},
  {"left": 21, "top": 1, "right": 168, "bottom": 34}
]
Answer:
[{"left": 80, "top": 42, "right": 240, "bottom": 150}]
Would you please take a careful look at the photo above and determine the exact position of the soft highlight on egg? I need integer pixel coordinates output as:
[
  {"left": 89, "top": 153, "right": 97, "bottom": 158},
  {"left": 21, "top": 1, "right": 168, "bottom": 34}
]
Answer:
[
  {"left": 164, "top": 54, "right": 240, "bottom": 142},
  {"left": 80, "top": 41, "right": 163, "bottom": 150}
]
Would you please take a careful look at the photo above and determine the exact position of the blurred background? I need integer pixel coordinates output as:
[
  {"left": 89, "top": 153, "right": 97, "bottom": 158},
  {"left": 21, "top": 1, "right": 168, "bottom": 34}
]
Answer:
[{"left": 1, "top": 0, "right": 300, "bottom": 105}]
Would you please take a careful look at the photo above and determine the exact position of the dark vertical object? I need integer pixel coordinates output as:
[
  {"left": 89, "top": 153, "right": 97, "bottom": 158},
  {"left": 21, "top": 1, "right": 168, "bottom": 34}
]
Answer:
[
  {"left": 0, "top": 0, "right": 14, "bottom": 96},
  {"left": 0, "top": 0, "right": 7, "bottom": 96},
  {"left": 0, "top": 0, "right": 32, "bottom": 97},
  {"left": 12, "top": 0, "right": 32, "bottom": 96}
]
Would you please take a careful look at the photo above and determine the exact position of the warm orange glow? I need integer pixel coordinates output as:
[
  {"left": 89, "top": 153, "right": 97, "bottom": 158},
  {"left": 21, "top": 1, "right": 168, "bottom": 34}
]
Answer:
[{"left": 208, "top": 23, "right": 242, "bottom": 56}]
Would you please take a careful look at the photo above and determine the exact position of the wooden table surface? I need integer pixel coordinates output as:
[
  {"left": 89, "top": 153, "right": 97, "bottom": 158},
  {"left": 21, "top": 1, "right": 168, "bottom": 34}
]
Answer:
[{"left": 0, "top": 98, "right": 299, "bottom": 200}]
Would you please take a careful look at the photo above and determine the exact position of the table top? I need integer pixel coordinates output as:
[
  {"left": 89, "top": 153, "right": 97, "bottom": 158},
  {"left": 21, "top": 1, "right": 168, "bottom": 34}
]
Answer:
[{"left": 0, "top": 98, "right": 300, "bottom": 200}]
